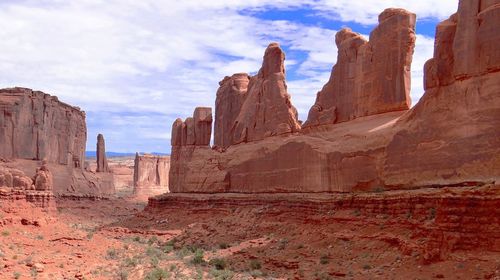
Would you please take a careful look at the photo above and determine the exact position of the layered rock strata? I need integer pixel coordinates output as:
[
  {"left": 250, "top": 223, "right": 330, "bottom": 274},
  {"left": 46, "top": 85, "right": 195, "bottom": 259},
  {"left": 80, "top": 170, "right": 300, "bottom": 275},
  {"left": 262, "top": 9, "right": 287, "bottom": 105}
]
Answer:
[
  {"left": 0, "top": 87, "right": 86, "bottom": 167},
  {"left": 0, "top": 88, "right": 114, "bottom": 197},
  {"left": 303, "top": 8, "right": 416, "bottom": 127},
  {"left": 148, "top": 185, "right": 500, "bottom": 263},
  {"left": 133, "top": 154, "right": 170, "bottom": 196},
  {"left": 0, "top": 163, "right": 55, "bottom": 208},
  {"left": 168, "top": 3, "right": 499, "bottom": 193}
]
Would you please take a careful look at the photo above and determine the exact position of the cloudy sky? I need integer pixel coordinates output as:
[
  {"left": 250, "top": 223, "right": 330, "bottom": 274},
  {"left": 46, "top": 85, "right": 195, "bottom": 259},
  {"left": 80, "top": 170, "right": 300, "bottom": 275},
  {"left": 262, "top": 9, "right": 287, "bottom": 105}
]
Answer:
[{"left": 0, "top": 0, "right": 459, "bottom": 153}]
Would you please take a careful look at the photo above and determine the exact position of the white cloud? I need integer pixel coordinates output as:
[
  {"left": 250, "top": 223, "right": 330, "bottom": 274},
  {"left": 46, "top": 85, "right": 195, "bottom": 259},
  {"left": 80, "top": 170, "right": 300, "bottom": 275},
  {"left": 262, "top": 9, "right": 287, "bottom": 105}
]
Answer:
[
  {"left": 0, "top": 0, "right": 454, "bottom": 152},
  {"left": 313, "top": 0, "right": 458, "bottom": 25}
]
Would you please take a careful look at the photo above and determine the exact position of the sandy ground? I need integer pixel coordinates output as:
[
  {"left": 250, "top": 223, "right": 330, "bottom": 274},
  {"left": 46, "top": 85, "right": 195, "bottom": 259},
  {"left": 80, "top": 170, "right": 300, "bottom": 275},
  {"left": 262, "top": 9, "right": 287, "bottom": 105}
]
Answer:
[{"left": 1, "top": 189, "right": 499, "bottom": 280}]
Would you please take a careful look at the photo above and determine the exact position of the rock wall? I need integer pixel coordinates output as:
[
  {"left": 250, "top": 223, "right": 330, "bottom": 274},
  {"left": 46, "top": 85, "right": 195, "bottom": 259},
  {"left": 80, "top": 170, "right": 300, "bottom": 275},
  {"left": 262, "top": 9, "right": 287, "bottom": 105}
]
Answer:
[
  {"left": 0, "top": 88, "right": 115, "bottom": 197},
  {"left": 0, "top": 87, "right": 86, "bottom": 167},
  {"left": 383, "top": 0, "right": 500, "bottom": 188},
  {"left": 169, "top": 4, "right": 499, "bottom": 193},
  {"left": 303, "top": 8, "right": 416, "bottom": 127},
  {"left": 214, "top": 73, "right": 249, "bottom": 148},
  {"left": 133, "top": 153, "right": 169, "bottom": 197}
]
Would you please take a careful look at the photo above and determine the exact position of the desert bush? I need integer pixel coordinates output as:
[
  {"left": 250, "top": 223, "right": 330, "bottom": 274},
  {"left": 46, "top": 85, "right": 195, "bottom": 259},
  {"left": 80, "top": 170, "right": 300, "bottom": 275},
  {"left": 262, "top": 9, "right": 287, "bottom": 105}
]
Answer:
[
  {"left": 144, "top": 268, "right": 170, "bottom": 280},
  {"left": 106, "top": 248, "right": 119, "bottom": 260},
  {"left": 320, "top": 255, "right": 329, "bottom": 265},
  {"left": 210, "top": 268, "right": 234, "bottom": 280},
  {"left": 209, "top": 258, "right": 227, "bottom": 270},
  {"left": 191, "top": 249, "right": 205, "bottom": 265},
  {"left": 219, "top": 242, "right": 229, "bottom": 249},
  {"left": 249, "top": 259, "right": 261, "bottom": 270}
]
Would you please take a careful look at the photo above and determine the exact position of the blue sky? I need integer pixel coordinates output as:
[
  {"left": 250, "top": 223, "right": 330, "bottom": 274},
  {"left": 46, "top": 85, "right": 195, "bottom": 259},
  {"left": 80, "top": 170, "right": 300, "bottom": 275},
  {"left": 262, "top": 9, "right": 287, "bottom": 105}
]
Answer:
[{"left": 0, "top": 0, "right": 459, "bottom": 153}]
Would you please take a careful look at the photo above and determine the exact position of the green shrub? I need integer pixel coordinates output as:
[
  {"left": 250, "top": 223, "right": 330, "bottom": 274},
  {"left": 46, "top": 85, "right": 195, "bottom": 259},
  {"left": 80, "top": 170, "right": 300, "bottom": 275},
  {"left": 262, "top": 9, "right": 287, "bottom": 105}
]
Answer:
[
  {"left": 191, "top": 249, "right": 205, "bottom": 265},
  {"left": 210, "top": 268, "right": 234, "bottom": 280},
  {"left": 209, "top": 258, "right": 227, "bottom": 270},
  {"left": 320, "top": 255, "right": 329, "bottom": 265},
  {"left": 219, "top": 243, "right": 229, "bottom": 249},
  {"left": 249, "top": 259, "right": 261, "bottom": 270},
  {"left": 144, "top": 268, "right": 170, "bottom": 280},
  {"left": 106, "top": 248, "right": 119, "bottom": 260}
]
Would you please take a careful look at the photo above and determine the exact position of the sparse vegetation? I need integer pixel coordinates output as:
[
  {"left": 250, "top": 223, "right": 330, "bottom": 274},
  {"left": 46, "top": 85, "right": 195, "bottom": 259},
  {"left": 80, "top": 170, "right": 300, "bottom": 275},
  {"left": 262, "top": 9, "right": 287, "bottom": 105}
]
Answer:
[
  {"left": 209, "top": 258, "right": 227, "bottom": 270},
  {"left": 106, "top": 248, "right": 119, "bottom": 260},
  {"left": 219, "top": 242, "right": 229, "bottom": 249},
  {"left": 191, "top": 248, "right": 205, "bottom": 265},
  {"left": 144, "top": 268, "right": 170, "bottom": 280},
  {"left": 314, "top": 271, "right": 333, "bottom": 280},
  {"left": 118, "top": 270, "right": 128, "bottom": 280},
  {"left": 1, "top": 230, "right": 10, "bottom": 237},
  {"left": 35, "top": 235, "right": 44, "bottom": 240},
  {"left": 13, "top": 272, "right": 21, "bottom": 279},
  {"left": 148, "top": 236, "right": 159, "bottom": 245},
  {"left": 428, "top": 207, "right": 436, "bottom": 220},
  {"left": 249, "top": 259, "right": 262, "bottom": 270},
  {"left": 210, "top": 268, "right": 234, "bottom": 280},
  {"left": 277, "top": 238, "right": 288, "bottom": 250},
  {"left": 30, "top": 267, "right": 38, "bottom": 277},
  {"left": 363, "top": 264, "right": 372, "bottom": 270},
  {"left": 320, "top": 254, "right": 329, "bottom": 265},
  {"left": 123, "top": 256, "right": 140, "bottom": 267},
  {"left": 353, "top": 209, "right": 361, "bottom": 216}
]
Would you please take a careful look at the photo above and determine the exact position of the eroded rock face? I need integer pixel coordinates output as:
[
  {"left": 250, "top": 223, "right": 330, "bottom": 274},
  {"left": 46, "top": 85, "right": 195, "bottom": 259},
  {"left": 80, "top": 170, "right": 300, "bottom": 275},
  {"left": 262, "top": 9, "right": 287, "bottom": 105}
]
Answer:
[
  {"left": 0, "top": 88, "right": 115, "bottom": 197},
  {"left": 0, "top": 88, "right": 86, "bottom": 168},
  {"left": 34, "top": 160, "right": 53, "bottom": 191},
  {"left": 214, "top": 73, "right": 250, "bottom": 148},
  {"left": 231, "top": 43, "right": 301, "bottom": 144},
  {"left": 303, "top": 8, "right": 416, "bottom": 127},
  {"left": 383, "top": 0, "right": 500, "bottom": 188},
  {"left": 168, "top": 4, "right": 499, "bottom": 193},
  {"left": 96, "top": 134, "right": 110, "bottom": 173},
  {"left": 171, "top": 107, "right": 212, "bottom": 147},
  {"left": 0, "top": 162, "right": 55, "bottom": 208},
  {"left": 133, "top": 153, "right": 169, "bottom": 197}
]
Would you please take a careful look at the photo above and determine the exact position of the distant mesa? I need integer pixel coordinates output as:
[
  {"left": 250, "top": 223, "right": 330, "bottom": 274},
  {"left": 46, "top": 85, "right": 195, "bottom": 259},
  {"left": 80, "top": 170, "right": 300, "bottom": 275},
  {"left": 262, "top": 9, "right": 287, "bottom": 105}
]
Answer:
[{"left": 133, "top": 153, "right": 170, "bottom": 197}]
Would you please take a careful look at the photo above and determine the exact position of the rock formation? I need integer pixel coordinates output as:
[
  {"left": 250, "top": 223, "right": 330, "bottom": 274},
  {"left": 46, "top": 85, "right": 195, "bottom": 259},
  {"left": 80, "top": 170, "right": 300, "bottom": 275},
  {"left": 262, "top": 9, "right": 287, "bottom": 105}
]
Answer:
[
  {"left": 214, "top": 73, "right": 250, "bottom": 148},
  {"left": 303, "top": 8, "right": 416, "bottom": 127},
  {"left": 171, "top": 107, "right": 212, "bottom": 147},
  {"left": 0, "top": 88, "right": 115, "bottom": 197},
  {"left": 133, "top": 153, "right": 169, "bottom": 197},
  {"left": 0, "top": 87, "right": 86, "bottom": 167},
  {"left": 96, "top": 134, "right": 110, "bottom": 173},
  {"left": 383, "top": 0, "right": 500, "bottom": 188},
  {"left": 33, "top": 160, "right": 53, "bottom": 191},
  {"left": 230, "top": 43, "right": 301, "bottom": 145},
  {"left": 168, "top": 3, "right": 500, "bottom": 193},
  {"left": 0, "top": 162, "right": 55, "bottom": 208}
]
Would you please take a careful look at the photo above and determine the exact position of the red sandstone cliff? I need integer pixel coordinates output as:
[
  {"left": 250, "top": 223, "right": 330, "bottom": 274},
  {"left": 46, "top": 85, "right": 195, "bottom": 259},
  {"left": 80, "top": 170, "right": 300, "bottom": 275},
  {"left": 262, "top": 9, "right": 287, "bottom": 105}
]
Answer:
[
  {"left": 168, "top": 3, "right": 500, "bottom": 193},
  {"left": 0, "top": 88, "right": 114, "bottom": 197},
  {"left": 133, "top": 153, "right": 169, "bottom": 197},
  {"left": 0, "top": 87, "right": 86, "bottom": 167},
  {"left": 304, "top": 9, "right": 416, "bottom": 127}
]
